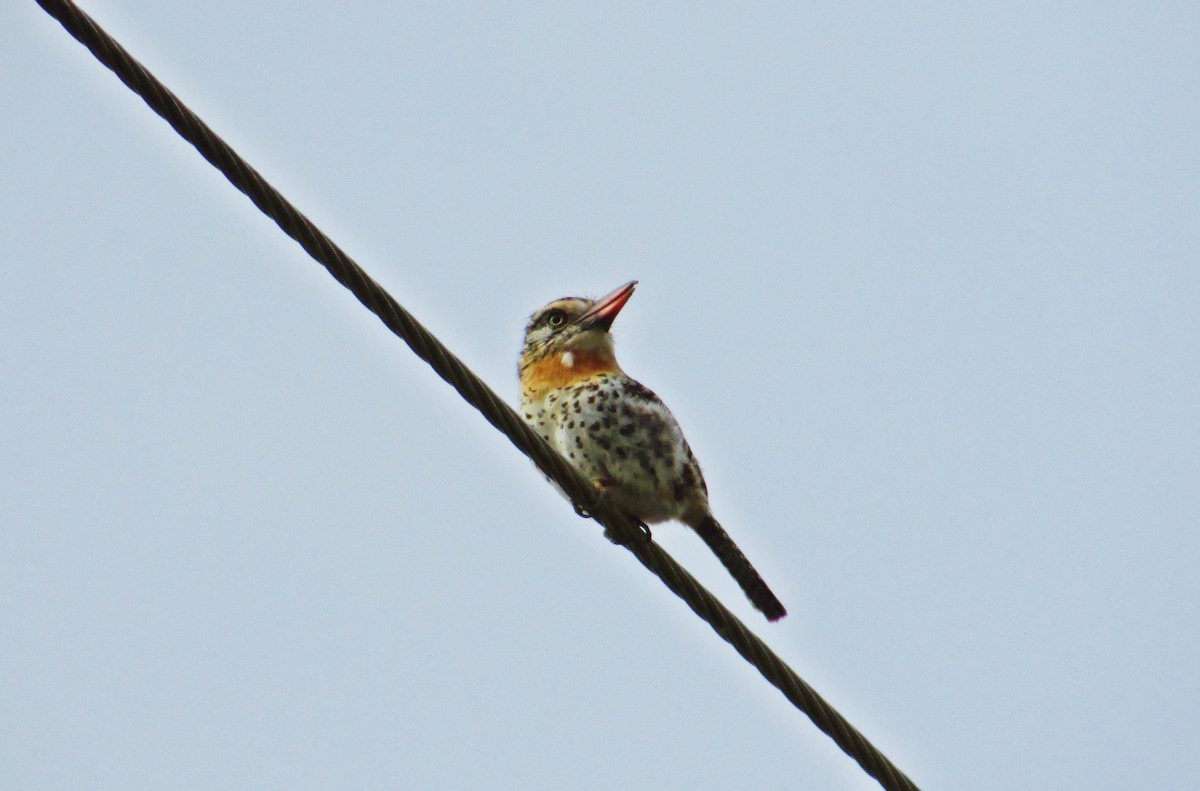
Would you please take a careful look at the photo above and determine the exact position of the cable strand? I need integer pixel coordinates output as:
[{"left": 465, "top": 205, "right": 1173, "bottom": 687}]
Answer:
[{"left": 35, "top": 2, "right": 919, "bottom": 789}]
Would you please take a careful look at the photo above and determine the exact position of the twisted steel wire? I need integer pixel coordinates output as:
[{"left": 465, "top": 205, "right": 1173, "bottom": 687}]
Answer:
[{"left": 35, "top": 2, "right": 920, "bottom": 789}]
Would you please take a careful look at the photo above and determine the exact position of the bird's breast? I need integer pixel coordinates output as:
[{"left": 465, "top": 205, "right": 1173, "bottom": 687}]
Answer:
[{"left": 519, "top": 349, "right": 621, "bottom": 400}]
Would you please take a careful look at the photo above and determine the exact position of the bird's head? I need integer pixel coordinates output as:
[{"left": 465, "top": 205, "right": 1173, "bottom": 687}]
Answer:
[{"left": 518, "top": 280, "right": 637, "bottom": 389}]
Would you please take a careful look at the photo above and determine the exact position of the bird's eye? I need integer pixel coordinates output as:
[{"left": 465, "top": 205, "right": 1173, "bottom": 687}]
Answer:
[{"left": 546, "top": 311, "right": 567, "bottom": 328}]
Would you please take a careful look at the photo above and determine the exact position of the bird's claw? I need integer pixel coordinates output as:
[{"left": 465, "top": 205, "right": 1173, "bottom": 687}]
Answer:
[
  {"left": 573, "top": 497, "right": 651, "bottom": 545},
  {"left": 603, "top": 519, "right": 652, "bottom": 546}
]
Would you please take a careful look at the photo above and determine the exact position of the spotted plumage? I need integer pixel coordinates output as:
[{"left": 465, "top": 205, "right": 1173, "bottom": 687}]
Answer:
[{"left": 518, "top": 281, "right": 786, "bottom": 622}]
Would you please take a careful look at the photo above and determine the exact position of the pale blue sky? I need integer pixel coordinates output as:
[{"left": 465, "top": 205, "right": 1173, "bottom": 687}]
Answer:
[{"left": 5, "top": 2, "right": 1199, "bottom": 789}]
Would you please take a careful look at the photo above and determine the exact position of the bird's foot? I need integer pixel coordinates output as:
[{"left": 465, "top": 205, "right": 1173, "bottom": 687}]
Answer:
[
  {"left": 603, "top": 519, "right": 652, "bottom": 546},
  {"left": 573, "top": 482, "right": 651, "bottom": 544}
]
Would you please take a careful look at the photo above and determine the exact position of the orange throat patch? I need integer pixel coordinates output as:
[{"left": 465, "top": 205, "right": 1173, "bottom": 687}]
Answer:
[{"left": 521, "top": 349, "right": 620, "bottom": 398}]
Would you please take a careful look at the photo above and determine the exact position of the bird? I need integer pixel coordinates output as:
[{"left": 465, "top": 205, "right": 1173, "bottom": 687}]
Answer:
[{"left": 518, "top": 280, "right": 786, "bottom": 622}]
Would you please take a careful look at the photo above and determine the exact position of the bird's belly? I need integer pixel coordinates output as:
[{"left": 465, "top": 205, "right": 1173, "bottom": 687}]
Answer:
[
  {"left": 521, "top": 377, "right": 709, "bottom": 524},
  {"left": 552, "top": 403, "right": 697, "bottom": 524}
]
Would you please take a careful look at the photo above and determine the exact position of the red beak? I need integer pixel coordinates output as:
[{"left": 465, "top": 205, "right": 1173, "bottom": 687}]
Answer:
[{"left": 578, "top": 281, "right": 637, "bottom": 331}]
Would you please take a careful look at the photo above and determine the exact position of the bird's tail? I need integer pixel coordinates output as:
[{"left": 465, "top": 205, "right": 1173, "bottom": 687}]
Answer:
[{"left": 691, "top": 515, "right": 787, "bottom": 622}]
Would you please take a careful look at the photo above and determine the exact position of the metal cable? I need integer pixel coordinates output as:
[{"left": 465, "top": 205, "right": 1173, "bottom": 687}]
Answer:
[{"left": 35, "top": 2, "right": 920, "bottom": 788}]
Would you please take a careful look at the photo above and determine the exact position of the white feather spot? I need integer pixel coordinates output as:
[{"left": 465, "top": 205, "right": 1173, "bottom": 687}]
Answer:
[{"left": 561, "top": 351, "right": 574, "bottom": 367}]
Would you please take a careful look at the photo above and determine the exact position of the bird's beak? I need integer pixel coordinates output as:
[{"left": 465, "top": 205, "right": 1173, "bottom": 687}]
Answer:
[{"left": 578, "top": 281, "right": 637, "bottom": 332}]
